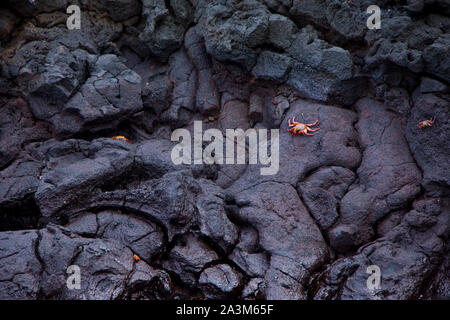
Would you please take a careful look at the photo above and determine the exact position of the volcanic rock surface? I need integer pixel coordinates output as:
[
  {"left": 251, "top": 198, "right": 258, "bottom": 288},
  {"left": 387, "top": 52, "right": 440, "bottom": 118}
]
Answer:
[{"left": 0, "top": 0, "right": 448, "bottom": 300}]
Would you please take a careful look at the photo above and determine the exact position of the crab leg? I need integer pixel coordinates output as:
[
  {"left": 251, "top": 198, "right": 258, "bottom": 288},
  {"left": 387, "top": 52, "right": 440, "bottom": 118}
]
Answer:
[
  {"left": 291, "top": 116, "right": 301, "bottom": 126},
  {"left": 304, "top": 131, "right": 316, "bottom": 136},
  {"left": 308, "top": 127, "right": 320, "bottom": 132},
  {"left": 288, "top": 118, "right": 296, "bottom": 127},
  {"left": 306, "top": 120, "right": 319, "bottom": 126}
]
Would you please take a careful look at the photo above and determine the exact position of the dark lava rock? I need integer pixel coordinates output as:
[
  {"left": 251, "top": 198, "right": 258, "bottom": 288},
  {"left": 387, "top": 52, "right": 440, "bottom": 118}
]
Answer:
[
  {"left": 0, "top": 230, "right": 41, "bottom": 299},
  {"left": 81, "top": 0, "right": 142, "bottom": 22},
  {"left": 0, "top": 9, "right": 17, "bottom": 40},
  {"left": 419, "top": 77, "right": 448, "bottom": 94},
  {"left": 422, "top": 251, "right": 450, "bottom": 300},
  {"left": 196, "top": 179, "right": 239, "bottom": 251},
  {"left": 185, "top": 27, "right": 220, "bottom": 116},
  {"left": 200, "top": 0, "right": 270, "bottom": 69},
  {"left": 8, "top": 0, "right": 69, "bottom": 16},
  {"left": 161, "top": 49, "right": 196, "bottom": 124},
  {"left": 162, "top": 233, "right": 219, "bottom": 286},
  {"left": 405, "top": 91, "right": 450, "bottom": 196},
  {"left": 139, "top": 0, "right": 192, "bottom": 59},
  {"left": 226, "top": 99, "right": 361, "bottom": 194},
  {"left": 234, "top": 182, "right": 329, "bottom": 299},
  {"left": 287, "top": 25, "right": 360, "bottom": 104},
  {"left": 229, "top": 226, "right": 269, "bottom": 278},
  {"left": 51, "top": 54, "right": 142, "bottom": 136},
  {"left": 0, "top": 224, "right": 164, "bottom": 299},
  {"left": 127, "top": 261, "right": 173, "bottom": 300},
  {"left": 298, "top": 166, "right": 355, "bottom": 231},
  {"left": 252, "top": 51, "right": 292, "bottom": 81},
  {"left": 33, "top": 138, "right": 135, "bottom": 218},
  {"left": 0, "top": 97, "right": 51, "bottom": 170},
  {"left": 312, "top": 198, "right": 448, "bottom": 299},
  {"left": 66, "top": 210, "right": 165, "bottom": 261},
  {"left": 199, "top": 264, "right": 242, "bottom": 298},
  {"left": 0, "top": 0, "right": 448, "bottom": 301},
  {"left": 0, "top": 155, "right": 43, "bottom": 207},
  {"left": 242, "top": 277, "right": 266, "bottom": 300},
  {"left": 329, "top": 98, "right": 422, "bottom": 252},
  {"left": 423, "top": 34, "right": 450, "bottom": 83}
]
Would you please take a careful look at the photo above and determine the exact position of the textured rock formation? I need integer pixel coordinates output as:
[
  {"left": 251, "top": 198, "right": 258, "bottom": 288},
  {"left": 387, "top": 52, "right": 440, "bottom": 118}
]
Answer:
[{"left": 0, "top": 0, "right": 448, "bottom": 300}]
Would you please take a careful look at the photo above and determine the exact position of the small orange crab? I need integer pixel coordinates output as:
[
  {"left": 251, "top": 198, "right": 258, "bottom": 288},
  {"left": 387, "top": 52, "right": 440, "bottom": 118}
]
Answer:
[
  {"left": 287, "top": 116, "right": 320, "bottom": 136},
  {"left": 133, "top": 254, "right": 141, "bottom": 262},
  {"left": 418, "top": 117, "right": 435, "bottom": 129},
  {"left": 111, "top": 136, "right": 131, "bottom": 143}
]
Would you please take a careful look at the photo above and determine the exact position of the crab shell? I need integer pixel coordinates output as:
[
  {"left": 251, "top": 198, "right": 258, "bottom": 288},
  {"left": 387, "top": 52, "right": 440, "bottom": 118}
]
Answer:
[
  {"left": 293, "top": 123, "right": 306, "bottom": 131},
  {"left": 288, "top": 123, "right": 307, "bottom": 135},
  {"left": 111, "top": 136, "right": 131, "bottom": 143},
  {"left": 418, "top": 119, "right": 434, "bottom": 128}
]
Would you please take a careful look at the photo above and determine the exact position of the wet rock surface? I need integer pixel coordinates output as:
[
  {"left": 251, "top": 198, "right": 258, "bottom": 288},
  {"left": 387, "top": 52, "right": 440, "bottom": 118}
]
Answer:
[{"left": 0, "top": 1, "right": 448, "bottom": 300}]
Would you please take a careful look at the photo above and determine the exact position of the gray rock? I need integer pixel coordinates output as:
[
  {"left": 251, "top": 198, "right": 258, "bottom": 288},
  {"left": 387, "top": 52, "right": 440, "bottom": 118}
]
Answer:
[
  {"left": 139, "top": 0, "right": 190, "bottom": 59},
  {"left": 268, "top": 14, "right": 297, "bottom": 49},
  {"left": 34, "top": 138, "right": 135, "bottom": 218},
  {"left": 0, "top": 0, "right": 448, "bottom": 301},
  {"left": 234, "top": 182, "right": 329, "bottom": 299},
  {"left": 364, "top": 13, "right": 447, "bottom": 87},
  {"left": 1, "top": 12, "right": 126, "bottom": 138},
  {"left": 0, "top": 97, "right": 51, "bottom": 170},
  {"left": 229, "top": 226, "right": 268, "bottom": 277},
  {"left": 406, "top": 0, "right": 425, "bottom": 12},
  {"left": 8, "top": 0, "right": 69, "bottom": 15},
  {"left": 0, "top": 224, "right": 152, "bottom": 300},
  {"left": 200, "top": 0, "right": 270, "bottom": 69},
  {"left": 185, "top": 27, "right": 220, "bottom": 116},
  {"left": 289, "top": 0, "right": 329, "bottom": 28},
  {"left": 163, "top": 234, "right": 219, "bottom": 286},
  {"left": 241, "top": 278, "right": 266, "bottom": 299},
  {"left": 252, "top": 51, "right": 292, "bottom": 81},
  {"left": 229, "top": 249, "right": 269, "bottom": 278},
  {"left": 298, "top": 166, "right": 355, "bottom": 230},
  {"left": 0, "top": 9, "right": 17, "bottom": 39},
  {"left": 66, "top": 210, "right": 165, "bottom": 261},
  {"left": 424, "top": 34, "right": 450, "bottom": 83},
  {"left": 51, "top": 54, "right": 143, "bottom": 136},
  {"left": 383, "top": 87, "right": 411, "bottom": 117},
  {"left": 227, "top": 99, "right": 361, "bottom": 194},
  {"left": 422, "top": 252, "right": 450, "bottom": 299},
  {"left": 420, "top": 77, "right": 448, "bottom": 94},
  {"left": 0, "top": 154, "right": 43, "bottom": 207},
  {"left": 199, "top": 264, "right": 242, "bottom": 298},
  {"left": 405, "top": 91, "right": 450, "bottom": 196},
  {"left": 287, "top": 26, "right": 362, "bottom": 105},
  {"left": 324, "top": 0, "right": 370, "bottom": 41},
  {"left": 329, "top": 98, "right": 422, "bottom": 252},
  {"left": 0, "top": 230, "right": 41, "bottom": 299},
  {"left": 196, "top": 179, "right": 238, "bottom": 251},
  {"left": 81, "top": 0, "right": 142, "bottom": 22},
  {"left": 248, "top": 92, "right": 264, "bottom": 123},
  {"left": 313, "top": 198, "right": 447, "bottom": 299},
  {"left": 127, "top": 261, "right": 173, "bottom": 299},
  {"left": 161, "top": 49, "right": 196, "bottom": 124}
]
